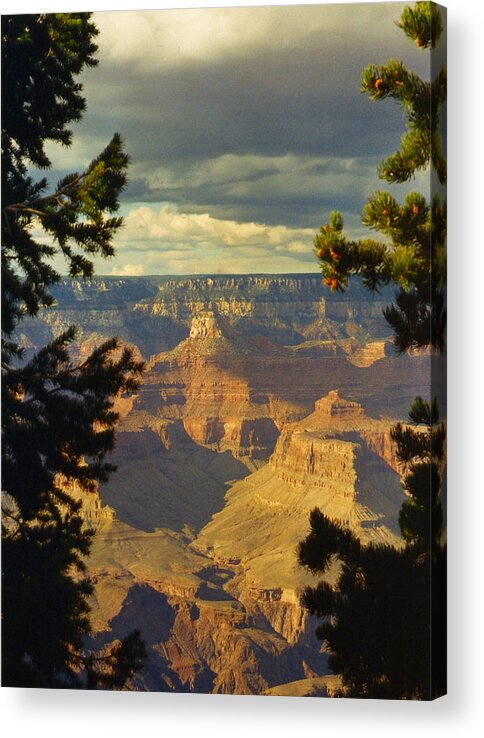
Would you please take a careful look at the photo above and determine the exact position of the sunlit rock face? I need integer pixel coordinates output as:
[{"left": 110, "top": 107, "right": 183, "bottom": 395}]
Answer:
[
  {"left": 131, "top": 313, "right": 428, "bottom": 462},
  {"left": 313, "top": 389, "right": 365, "bottom": 418},
  {"left": 189, "top": 311, "right": 224, "bottom": 339}
]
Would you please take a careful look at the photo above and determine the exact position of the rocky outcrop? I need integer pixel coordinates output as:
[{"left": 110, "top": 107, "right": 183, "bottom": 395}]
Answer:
[
  {"left": 131, "top": 312, "right": 429, "bottom": 464},
  {"left": 196, "top": 392, "right": 405, "bottom": 597},
  {"left": 85, "top": 392, "right": 405, "bottom": 695},
  {"left": 75, "top": 390, "right": 408, "bottom": 695},
  {"left": 346, "top": 340, "right": 390, "bottom": 367},
  {"left": 189, "top": 311, "right": 224, "bottom": 339},
  {"left": 361, "top": 430, "right": 401, "bottom": 473},
  {"left": 138, "top": 313, "right": 285, "bottom": 460},
  {"left": 271, "top": 433, "right": 362, "bottom": 494},
  {"left": 58, "top": 476, "right": 116, "bottom": 528},
  {"left": 18, "top": 278, "right": 430, "bottom": 464},
  {"left": 18, "top": 274, "right": 396, "bottom": 361},
  {"left": 142, "top": 274, "right": 392, "bottom": 346},
  {"left": 313, "top": 389, "right": 365, "bottom": 418}
]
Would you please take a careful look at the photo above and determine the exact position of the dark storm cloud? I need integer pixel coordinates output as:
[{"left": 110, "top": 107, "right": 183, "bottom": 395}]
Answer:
[
  {"left": 86, "top": 26, "right": 426, "bottom": 155},
  {"left": 124, "top": 155, "right": 379, "bottom": 228},
  {"left": 44, "top": 3, "right": 430, "bottom": 233}
]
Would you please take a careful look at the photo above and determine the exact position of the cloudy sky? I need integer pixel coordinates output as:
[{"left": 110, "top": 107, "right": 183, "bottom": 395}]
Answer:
[{"left": 39, "top": 2, "right": 430, "bottom": 276}]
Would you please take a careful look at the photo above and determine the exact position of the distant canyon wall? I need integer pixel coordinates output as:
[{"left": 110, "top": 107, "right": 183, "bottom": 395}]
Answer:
[{"left": 17, "top": 274, "right": 396, "bottom": 359}]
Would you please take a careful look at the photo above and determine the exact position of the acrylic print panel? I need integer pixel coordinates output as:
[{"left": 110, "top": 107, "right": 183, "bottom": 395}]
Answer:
[{"left": 1, "top": 1, "right": 446, "bottom": 698}]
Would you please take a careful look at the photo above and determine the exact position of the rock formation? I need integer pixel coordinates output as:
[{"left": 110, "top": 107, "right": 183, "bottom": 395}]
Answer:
[
  {"left": 77, "top": 391, "right": 406, "bottom": 694},
  {"left": 17, "top": 275, "right": 429, "bottom": 695},
  {"left": 18, "top": 273, "right": 396, "bottom": 360},
  {"left": 189, "top": 311, "right": 224, "bottom": 339},
  {"left": 128, "top": 310, "right": 429, "bottom": 462},
  {"left": 195, "top": 392, "right": 404, "bottom": 595}
]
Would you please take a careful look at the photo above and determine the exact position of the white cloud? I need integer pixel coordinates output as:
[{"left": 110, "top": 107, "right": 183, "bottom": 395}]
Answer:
[
  {"left": 109, "top": 262, "right": 145, "bottom": 276},
  {"left": 93, "top": 4, "right": 406, "bottom": 70},
  {"left": 88, "top": 203, "right": 318, "bottom": 275},
  {"left": 116, "top": 204, "right": 314, "bottom": 252},
  {"left": 26, "top": 201, "right": 317, "bottom": 275},
  {"left": 132, "top": 153, "right": 375, "bottom": 194}
]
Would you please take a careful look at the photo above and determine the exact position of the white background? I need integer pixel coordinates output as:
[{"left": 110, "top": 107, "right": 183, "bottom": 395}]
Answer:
[{"left": 1, "top": 1, "right": 483, "bottom": 736}]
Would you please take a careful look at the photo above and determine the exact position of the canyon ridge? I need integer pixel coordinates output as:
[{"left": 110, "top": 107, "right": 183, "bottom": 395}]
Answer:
[{"left": 20, "top": 275, "right": 430, "bottom": 695}]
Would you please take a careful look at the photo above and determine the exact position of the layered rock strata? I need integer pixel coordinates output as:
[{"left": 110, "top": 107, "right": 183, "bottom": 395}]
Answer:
[
  {"left": 196, "top": 392, "right": 405, "bottom": 593},
  {"left": 85, "top": 519, "right": 326, "bottom": 695},
  {"left": 17, "top": 274, "right": 396, "bottom": 360},
  {"left": 17, "top": 275, "right": 427, "bottom": 695},
  {"left": 132, "top": 312, "right": 429, "bottom": 460},
  {"left": 83, "top": 392, "right": 404, "bottom": 694}
]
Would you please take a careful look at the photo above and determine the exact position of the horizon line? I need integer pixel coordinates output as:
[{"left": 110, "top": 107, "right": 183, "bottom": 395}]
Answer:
[{"left": 61, "top": 271, "right": 324, "bottom": 279}]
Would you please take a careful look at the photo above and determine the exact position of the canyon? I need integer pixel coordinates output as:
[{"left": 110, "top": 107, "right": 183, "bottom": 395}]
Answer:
[
  {"left": 20, "top": 275, "right": 430, "bottom": 695},
  {"left": 18, "top": 273, "right": 394, "bottom": 359}
]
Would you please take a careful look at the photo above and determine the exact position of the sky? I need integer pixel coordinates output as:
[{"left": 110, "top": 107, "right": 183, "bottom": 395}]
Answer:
[{"left": 35, "top": 1, "right": 431, "bottom": 276}]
